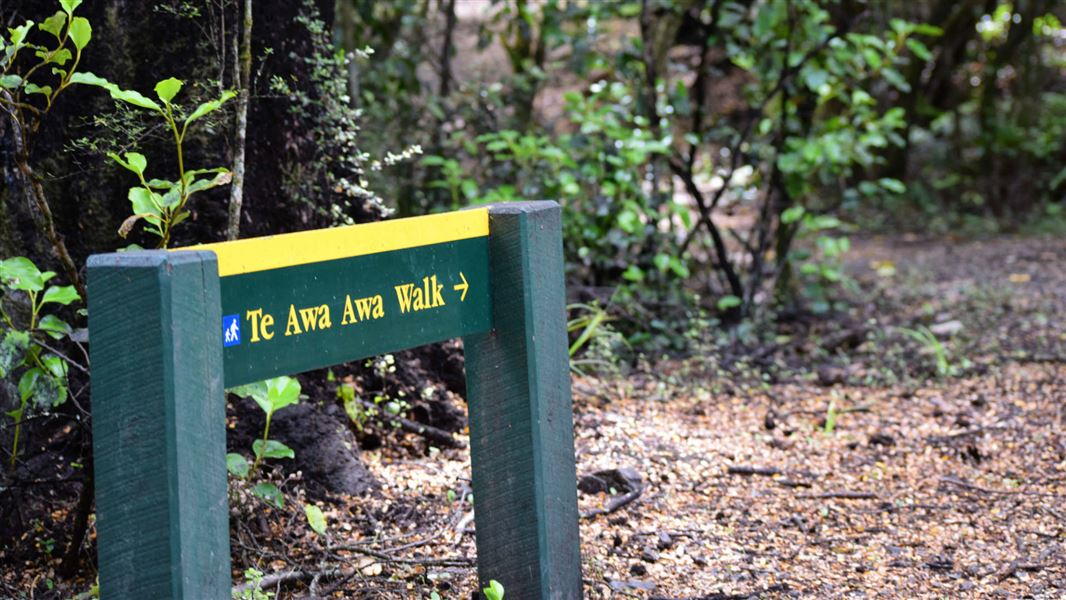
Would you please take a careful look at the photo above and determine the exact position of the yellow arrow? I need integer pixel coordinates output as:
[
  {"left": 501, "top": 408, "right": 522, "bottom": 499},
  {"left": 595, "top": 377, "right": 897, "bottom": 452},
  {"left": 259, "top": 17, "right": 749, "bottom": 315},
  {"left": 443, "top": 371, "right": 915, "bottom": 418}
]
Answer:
[{"left": 453, "top": 271, "right": 469, "bottom": 302}]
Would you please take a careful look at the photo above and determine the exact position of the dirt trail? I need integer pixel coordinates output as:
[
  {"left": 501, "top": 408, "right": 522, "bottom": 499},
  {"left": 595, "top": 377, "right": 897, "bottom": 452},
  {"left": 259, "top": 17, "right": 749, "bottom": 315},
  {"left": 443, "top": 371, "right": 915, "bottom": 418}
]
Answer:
[
  {"left": 306, "top": 235, "right": 1065, "bottom": 598},
  {"left": 569, "top": 234, "right": 1066, "bottom": 598},
  {"left": 572, "top": 361, "right": 1065, "bottom": 598}
]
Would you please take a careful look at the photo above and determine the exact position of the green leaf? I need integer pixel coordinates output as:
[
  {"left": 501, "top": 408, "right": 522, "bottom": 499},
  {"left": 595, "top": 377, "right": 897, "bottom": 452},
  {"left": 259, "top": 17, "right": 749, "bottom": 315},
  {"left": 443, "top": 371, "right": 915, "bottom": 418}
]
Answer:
[
  {"left": 251, "top": 482, "right": 284, "bottom": 508},
  {"left": 109, "top": 86, "right": 160, "bottom": 111},
  {"left": 68, "top": 71, "right": 112, "bottom": 89},
  {"left": 18, "top": 368, "right": 41, "bottom": 402},
  {"left": 878, "top": 178, "right": 906, "bottom": 194},
  {"left": 252, "top": 439, "right": 294, "bottom": 460},
  {"left": 144, "top": 179, "right": 175, "bottom": 190},
  {"left": 68, "top": 16, "right": 90, "bottom": 51},
  {"left": 229, "top": 380, "right": 271, "bottom": 414},
  {"left": 36, "top": 314, "right": 71, "bottom": 340},
  {"left": 41, "top": 354, "right": 66, "bottom": 380},
  {"left": 889, "top": 18, "right": 909, "bottom": 35},
  {"left": 483, "top": 580, "right": 505, "bottom": 600},
  {"left": 108, "top": 151, "right": 147, "bottom": 176},
  {"left": 881, "top": 68, "right": 911, "bottom": 93},
  {"left": 226, "top": 453, "right": 249, "bottom": 478},
  {"left": 171, "top": 210, "right": 191, "bottom": 227},
  {"left": 653, "top": 253, "right": 670, "bottom": 272},
  {"left": 183, "top": 167, "right": 229, "bottom": 179},
  {"left": 186, "top": 170, "right": 233, "bottom": 194},
  {"left": 802, "top": 67, "right": 829, "bottom": 92},
  {"left": 8, "top": 22, "right": 34, "bottom": 48},
  {"left": 717, "top": 295, "right": 742, "bottom": 311},
  {"left": 24, "top": 83, "right": 52, "bottom": 96},
  {"left": 304, "top": 504, "right": 327, "bottom": 536},
  {"left": 41, "top": 285, "right": 79, "bottom": 306},
  {"left": 621, "top": 265, "right": 644, "bottom": 282},
  {"left": 184, "top": 91, "right": 236, "bottom": 126},
  {"left": 266, "top": 376, "right": 301, "bottom": 413},
  {"left": 160, "top": 188, "right": 181, "bottom": 210},
  {"left": 128, "top": 187, "right": 161, "bottom": 216},
  {"left": 39, "top": 12, "right": 67, "bottom": 40},
  {"left": 60, "top": 0, "right": 83, "bottom": 15},
  {"left": 905, "top": 38, "right": 932, "bottom": 61},
  {"left": 154, "top": 77, "right": 183, "bottom": 104},
  {"left": 668, "top": 256, "right": 690, "bottom": 278},
  {"left": 807, "top": 215, "right": 844, "bottom": 230},
  {"left": 862, "top": 48, "right": 882, "bottom": 70},
  {"left": 781, "top": 206, "right": 806, "bottom": 224},
  {"left": 0, "top": 331, "right": 30, "bottom": 378},
  {"left": 0, "top": 257, "right": 45, "bottom": 292},
  {"left": 44, "top": 375, "right": 66, "bottom": 408},
  {"left": 913, "top": 23, "right": 944, "bottom": 37},
  {"left": 0, "top": 75, "right": 23, "bottom": 89},
  {"left": 460, "top": 179, "right": 478, "bottom": 200},
  {"left": 125, "top": 152, "right": 147, "bottom": 175},
  {"left": 617, "top": 209, "right": 639, "bottom": 234}
]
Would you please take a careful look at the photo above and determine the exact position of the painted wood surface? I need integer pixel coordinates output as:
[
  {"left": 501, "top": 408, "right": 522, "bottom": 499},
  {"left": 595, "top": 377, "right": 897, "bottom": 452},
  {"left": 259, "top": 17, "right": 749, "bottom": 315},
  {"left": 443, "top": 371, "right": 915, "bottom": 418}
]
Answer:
[
  {"left": 87, "top": 251, "right": 230, "bottom": 599},
  {"left": 215, "top": 237, "right": 490, "bottom": 386},
  {"left": 174, "top": 210, "right": 491, "bottom": 386},
  {"left": 465, "top": 202, "right": 584, "bottom": 599}
]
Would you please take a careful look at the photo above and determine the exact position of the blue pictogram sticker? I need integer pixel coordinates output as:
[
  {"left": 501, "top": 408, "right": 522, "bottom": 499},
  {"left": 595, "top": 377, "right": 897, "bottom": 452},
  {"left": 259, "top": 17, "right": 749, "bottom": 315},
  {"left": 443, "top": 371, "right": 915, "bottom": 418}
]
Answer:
[{"left": 222, "top": 314, "right": 241, "bottom": 347}]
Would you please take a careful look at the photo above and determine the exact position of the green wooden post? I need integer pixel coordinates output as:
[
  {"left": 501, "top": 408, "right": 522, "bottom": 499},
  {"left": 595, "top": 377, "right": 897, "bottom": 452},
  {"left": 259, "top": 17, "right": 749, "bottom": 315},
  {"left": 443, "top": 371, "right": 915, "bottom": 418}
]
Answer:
[
  {"left": 464, "top": 201, "right": 583, "bottom": 599},
  {"left": 88, "top": 251, "right": 230, "bottom": 599}
]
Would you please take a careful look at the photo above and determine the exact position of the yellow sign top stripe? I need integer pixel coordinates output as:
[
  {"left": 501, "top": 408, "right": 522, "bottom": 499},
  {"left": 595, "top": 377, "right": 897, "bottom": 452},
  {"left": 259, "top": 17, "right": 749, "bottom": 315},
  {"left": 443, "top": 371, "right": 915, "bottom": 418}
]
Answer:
[{"left": 175, "top": 208, "right": 489, "bottom": 277}]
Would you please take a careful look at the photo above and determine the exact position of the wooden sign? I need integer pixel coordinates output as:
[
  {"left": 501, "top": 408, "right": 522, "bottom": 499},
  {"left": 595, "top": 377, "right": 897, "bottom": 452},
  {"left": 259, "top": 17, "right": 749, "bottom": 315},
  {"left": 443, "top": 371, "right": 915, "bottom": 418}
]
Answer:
[
  {"left": 87, "top": 202, "right": 582, "bottom": 599},
  {"left": 190, "top": 209, "right": 492, "bottom": 385}
]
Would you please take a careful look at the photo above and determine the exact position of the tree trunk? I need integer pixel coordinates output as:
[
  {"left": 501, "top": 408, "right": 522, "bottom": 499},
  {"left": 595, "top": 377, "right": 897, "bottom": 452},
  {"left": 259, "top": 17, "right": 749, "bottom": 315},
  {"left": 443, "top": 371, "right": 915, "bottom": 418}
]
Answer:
[{"left": 226, "top": 0, "right": 253, "bottom": 241}]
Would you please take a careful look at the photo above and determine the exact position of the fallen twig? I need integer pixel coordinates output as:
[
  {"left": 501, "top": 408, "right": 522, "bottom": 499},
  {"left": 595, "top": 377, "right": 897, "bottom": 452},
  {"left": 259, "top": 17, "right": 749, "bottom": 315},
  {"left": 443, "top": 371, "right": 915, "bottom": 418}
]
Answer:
[
  {"left": 940, "top": 476, "right": 1022, "bottom": 495},
  {"left": 358, "top": 398, "right": 465, "bottom": 449},
  {"left": 232, "top": 568, "right": 347, "bottom": 596},
  {"left": 926, "top": 423, "right": 1009, "bottom": 444},
  {"left": 328, "top": 543, "right": 474, "bottom": 567},
  {"left": 998, "top": 561, "right": 1048, "bottom": 581},
  {"left": 581, "top": 488, "right": 642, "bottom": 519},
  {"left": 453, "top": 510, "right": 475, "bottom": 546},
  {"left": 798, "top": 491, "right": 878, "bottom": 500},
  {"left": 727, "top": 465, "right": 780, "bottom": 477}
]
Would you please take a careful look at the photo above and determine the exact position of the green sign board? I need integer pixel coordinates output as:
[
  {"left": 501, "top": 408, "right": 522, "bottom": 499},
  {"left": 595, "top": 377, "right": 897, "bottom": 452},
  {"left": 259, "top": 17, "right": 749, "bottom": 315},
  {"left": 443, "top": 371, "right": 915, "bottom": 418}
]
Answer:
[
  {"left": 184, "top": 209, "right": 493, "bottom": 385},
  {"left": 87, "top": 202, "right": 583, "bottom": 600}
]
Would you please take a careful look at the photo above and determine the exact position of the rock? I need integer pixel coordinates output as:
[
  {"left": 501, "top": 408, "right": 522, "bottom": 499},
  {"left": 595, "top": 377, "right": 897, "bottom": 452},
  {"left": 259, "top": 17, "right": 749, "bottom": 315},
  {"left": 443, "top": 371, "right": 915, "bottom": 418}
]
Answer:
[
  {"left": 578, "top": 466, "right": 643, "bottom": 495},
  {"left": 657, "top": 532, "right": 673, "bottom": 550},
  {"left": 929, "top": 320, "right": 963, "bottom": 336},
  {"left": 816, "top": 365, "right": 847, "bottom": 387},
  {"left": 641, "top": 547, "right": 659, "bottom": 562},
  {"left": 925, "top": 555, "right": 953, "bottom": 571},
  {"left": 608, "top": 580, "right": 655, "bottom": 592},
  {"left": 629, "top": 563, "right": 647, "bottom": 576},
  {"left": 763, "top": 412, "right": 777, "bottom": 430},
  {"left": 869, "top": 433, "right": 895, "bottom": 447}
]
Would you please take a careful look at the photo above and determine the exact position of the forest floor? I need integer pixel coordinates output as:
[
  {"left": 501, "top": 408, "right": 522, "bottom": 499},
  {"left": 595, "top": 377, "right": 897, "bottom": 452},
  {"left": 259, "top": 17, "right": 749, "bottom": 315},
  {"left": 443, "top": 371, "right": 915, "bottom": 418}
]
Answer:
[
  {"left": 216, "top": 233, "right": 1065, "bottom": 599},
  {"left": 3, "top": 234, "right": 1064, "bottom": 599}
]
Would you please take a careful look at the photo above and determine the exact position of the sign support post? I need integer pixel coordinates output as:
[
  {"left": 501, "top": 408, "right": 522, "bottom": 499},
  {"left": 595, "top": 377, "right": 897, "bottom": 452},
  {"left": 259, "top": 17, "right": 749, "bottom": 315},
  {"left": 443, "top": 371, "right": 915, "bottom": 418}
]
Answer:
[
  {"left": 87, "top": 251, "right": 230, "bottom": 598},
  {"left": 465, "top": 202, "right": 583, "bottom": 598},
  {"left": 86, "top": 202, "right": 582, "bottom": 599}
]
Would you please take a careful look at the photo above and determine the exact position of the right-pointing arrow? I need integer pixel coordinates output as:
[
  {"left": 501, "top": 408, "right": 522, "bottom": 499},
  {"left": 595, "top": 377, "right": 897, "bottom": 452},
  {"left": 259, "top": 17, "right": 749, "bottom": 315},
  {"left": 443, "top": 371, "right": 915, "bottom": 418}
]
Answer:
[{"left": 453, "top": 271, "right": 469, "bottom": 302}]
